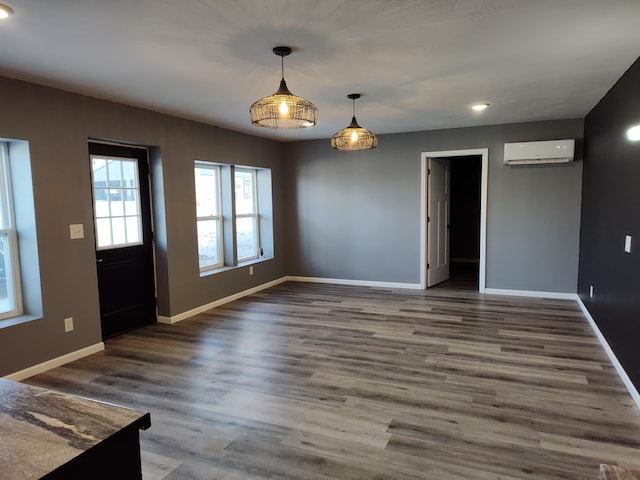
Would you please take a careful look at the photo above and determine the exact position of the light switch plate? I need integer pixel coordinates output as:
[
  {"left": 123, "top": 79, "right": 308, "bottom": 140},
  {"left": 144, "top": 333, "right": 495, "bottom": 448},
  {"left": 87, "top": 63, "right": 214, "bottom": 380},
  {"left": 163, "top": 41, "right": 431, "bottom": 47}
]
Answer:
[
  {"left": 64, "top": 317, "right": 74, "bottom": 332},
  {"left": 625, "top": 235, "right": 632, "bottom": 253},
  {"left": 69, "top": 224, "right": 84, "bottom": 239}
]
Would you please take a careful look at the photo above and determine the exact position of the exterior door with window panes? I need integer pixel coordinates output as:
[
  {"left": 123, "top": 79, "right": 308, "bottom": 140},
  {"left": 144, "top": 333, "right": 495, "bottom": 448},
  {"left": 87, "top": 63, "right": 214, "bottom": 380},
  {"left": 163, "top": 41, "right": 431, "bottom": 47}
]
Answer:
[
  {"left": 235, "top": 169, "right": 259, "bottom": 262},
  {"left": 90, "top": 143, "right": 156, "bottom": 339}
]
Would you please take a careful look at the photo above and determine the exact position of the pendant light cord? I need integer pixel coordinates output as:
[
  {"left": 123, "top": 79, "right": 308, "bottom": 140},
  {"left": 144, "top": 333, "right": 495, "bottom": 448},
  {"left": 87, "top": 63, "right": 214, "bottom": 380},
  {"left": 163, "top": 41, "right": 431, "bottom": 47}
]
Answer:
[{"left": 281, "top": 54, "right": 285, "bottom": 81}]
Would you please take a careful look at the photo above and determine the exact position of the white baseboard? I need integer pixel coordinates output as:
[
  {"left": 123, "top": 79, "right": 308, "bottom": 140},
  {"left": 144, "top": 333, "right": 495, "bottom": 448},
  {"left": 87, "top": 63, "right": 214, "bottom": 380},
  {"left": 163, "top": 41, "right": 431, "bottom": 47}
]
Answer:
[
  {"left": 576, "top": 297, "right": 640, "bottom": 410},
  {"left": 485, "top": 288, "right": 578, "bottom": 300},
  {"left": 157, "top": 277, "right": 288, "bottom": 324},
  {"left": 287, "top": 276, "right": 422, "bottom": 290},
  {"left": 4, "top": 342, "right": 105, "bottom": 381}
]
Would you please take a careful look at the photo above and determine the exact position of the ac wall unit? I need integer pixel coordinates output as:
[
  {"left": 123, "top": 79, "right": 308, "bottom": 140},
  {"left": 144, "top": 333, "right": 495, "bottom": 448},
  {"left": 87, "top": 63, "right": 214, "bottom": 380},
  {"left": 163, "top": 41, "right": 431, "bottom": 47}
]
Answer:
[{"left": 504, "top": 139, "right": 575, "bottom": 165}]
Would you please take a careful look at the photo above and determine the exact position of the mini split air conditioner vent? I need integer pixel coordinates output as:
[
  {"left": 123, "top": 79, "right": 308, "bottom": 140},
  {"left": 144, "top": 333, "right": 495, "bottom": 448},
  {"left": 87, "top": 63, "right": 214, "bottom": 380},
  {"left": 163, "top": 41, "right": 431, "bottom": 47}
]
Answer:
[{"left": 504, "top": 139, "right": 575, "bottom": 165}]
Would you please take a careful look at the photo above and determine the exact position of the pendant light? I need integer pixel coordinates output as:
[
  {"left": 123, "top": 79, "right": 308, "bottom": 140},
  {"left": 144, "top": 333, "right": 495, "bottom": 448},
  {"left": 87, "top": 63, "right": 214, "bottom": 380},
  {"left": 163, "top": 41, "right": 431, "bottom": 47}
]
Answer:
[
  {"left": 330, "top": 94, "right": 378, "bottom": 151},
  {"left": 0, "top": 3, "right": 14, "bottom": 19},
  {"left": 250, "top": 46, "right": 317, "bottom": 129}
]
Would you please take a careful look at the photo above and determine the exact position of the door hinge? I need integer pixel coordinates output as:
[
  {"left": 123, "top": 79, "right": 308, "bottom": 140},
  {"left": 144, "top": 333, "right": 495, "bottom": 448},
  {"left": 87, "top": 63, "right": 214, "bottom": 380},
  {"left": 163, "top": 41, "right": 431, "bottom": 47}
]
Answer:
[
  {"left": 427, "top": 263, "right": 430, "bottom": 269},
  {"left": 427, "top": 216, "right": 430, "bottom": 223}
]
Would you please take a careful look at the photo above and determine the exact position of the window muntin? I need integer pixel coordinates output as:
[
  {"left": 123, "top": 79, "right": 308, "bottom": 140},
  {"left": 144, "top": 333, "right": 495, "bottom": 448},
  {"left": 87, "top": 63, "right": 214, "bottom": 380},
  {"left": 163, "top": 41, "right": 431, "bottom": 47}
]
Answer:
[
  {"left": 91, "top": 155, "right": 143, "bottom": 250},
  {"left": 235, "top": 168, "right": 259, "bottom": 262},
  {"left": 0, "top": 143, "right": 22, "bottom": 319},
  {"left": 195, "top": 163, "right": 223, "bottom": 271}
]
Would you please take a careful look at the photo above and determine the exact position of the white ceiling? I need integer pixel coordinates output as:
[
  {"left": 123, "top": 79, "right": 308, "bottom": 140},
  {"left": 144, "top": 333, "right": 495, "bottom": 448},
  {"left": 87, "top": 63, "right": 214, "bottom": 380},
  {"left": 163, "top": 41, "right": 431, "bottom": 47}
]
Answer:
[{"left": 1, "top": 0, "right": 639, "bottom": 142}]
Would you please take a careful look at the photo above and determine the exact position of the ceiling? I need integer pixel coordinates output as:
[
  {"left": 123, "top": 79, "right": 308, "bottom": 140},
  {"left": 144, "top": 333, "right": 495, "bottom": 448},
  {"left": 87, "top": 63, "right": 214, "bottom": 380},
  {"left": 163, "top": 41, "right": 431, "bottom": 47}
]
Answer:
[{"left": 1, "top": 0, "right": 639, "bottom": 142}]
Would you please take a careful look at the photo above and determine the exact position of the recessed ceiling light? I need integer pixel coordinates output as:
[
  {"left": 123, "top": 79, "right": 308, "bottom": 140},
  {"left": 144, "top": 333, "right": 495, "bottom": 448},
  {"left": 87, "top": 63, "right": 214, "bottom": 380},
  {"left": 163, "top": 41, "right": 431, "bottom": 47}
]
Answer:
[
  {"left": 627, "top": 124, "right": 640, "bottom": 142},
  {"left": 0, "top": 3, "right": 14, "bottom": 19},
  {"left": 471, "top": 103, "right": 490, "bottom": 111}
]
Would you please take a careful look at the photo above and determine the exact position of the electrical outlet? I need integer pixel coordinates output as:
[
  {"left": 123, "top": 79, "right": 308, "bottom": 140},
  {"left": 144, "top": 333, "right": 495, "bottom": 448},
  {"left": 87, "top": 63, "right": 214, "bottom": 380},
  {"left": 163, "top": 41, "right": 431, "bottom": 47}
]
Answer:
[
  {"left": 64, "top": 317, "right": 74, "bottom": 332},
  {"left": 589, "top": 285, "right": 594, "bottom": 298},
  {"left": 249, "top": 266, "right": 254, "bottom": 275}
]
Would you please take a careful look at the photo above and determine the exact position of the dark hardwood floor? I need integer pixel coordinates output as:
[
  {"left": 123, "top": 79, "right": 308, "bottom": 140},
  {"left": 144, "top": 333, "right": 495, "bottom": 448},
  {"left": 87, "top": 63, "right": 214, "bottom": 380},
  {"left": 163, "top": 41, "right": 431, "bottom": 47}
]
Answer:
[{"left": 25, "top": 282, "right": 640, "bottom": 479}]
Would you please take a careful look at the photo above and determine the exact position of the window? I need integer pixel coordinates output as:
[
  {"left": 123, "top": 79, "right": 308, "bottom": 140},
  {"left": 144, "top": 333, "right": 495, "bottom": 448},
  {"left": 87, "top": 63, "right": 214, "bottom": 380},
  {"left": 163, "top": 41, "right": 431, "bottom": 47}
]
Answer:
[
  {"left": 235, "top": 168, "right": 259, "bottom": 262},
  {"left": 194, "top": 163, "right": 223, "bottom": 271},
  {"left": 194, "top": 162, "right": 273, "bottom": 275},
  {"left": 0, "top": 142, "right": 22, "bottom": 319},
  {"left": 91, "top": 155, "right": 143, "bottom": 249}
]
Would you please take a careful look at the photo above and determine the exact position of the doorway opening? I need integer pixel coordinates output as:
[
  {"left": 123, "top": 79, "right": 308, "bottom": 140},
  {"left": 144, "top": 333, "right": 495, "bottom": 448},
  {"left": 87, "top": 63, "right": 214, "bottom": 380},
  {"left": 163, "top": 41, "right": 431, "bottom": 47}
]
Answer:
[
  {"left": 449, "top": 156, "right": 482, "bottom": 289},
  {"left": 420, "top": 149, "right": 488, "bottom": 292}
]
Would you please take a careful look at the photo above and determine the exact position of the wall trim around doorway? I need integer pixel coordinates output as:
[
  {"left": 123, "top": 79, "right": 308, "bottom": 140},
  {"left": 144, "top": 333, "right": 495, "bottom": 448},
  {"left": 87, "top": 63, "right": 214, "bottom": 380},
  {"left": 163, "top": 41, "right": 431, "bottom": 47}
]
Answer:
[{"left": 420, "top": 149, "right": 488, "bottom": 292}]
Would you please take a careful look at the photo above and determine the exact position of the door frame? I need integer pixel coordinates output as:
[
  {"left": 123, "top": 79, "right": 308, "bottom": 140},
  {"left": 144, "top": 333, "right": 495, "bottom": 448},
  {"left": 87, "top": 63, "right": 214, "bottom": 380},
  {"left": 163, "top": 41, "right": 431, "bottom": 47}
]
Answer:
[{"left": 420, "top": 148, "right": 488, "bottom": 292}]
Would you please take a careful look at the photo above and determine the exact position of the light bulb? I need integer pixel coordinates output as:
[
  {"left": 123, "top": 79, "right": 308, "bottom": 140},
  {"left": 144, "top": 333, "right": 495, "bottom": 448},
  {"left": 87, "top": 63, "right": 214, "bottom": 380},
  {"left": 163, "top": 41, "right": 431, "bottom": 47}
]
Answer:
[
  {"left": 471, "top": 103, "right": 489, "bottom": 111},
  {"left": 627, "top": 125, "right": 640, "bottom": 141},
  {"left": 351, "top": 131, "right": 358, "bottom": 142},
  {"left": 278, "top": 101, "right": 289, "bottom": 116},
  {"left": 0, "top": 4, "right": 13, "bottom": 19}
]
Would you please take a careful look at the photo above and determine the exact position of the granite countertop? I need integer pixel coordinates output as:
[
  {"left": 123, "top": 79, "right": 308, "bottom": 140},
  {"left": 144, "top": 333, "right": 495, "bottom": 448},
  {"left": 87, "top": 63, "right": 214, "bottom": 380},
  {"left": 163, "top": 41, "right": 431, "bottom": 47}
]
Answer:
[
  {"left": 600, "top": 464, "right": 640, "bottom": 480},
  {"left": 0, "top": 379, "right": 150, "bottom": 480}
]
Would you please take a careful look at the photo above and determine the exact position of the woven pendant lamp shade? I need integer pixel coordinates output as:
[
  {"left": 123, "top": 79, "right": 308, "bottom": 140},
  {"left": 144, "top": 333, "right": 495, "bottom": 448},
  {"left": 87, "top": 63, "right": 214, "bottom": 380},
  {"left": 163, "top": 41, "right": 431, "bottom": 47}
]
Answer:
[
  {"left": 250, "top": 47, "right": 317, "bottom": 130},
  {"left": 330, "top": 94, "right": 378, "bottom": 151},
  {"left": 250, "top": 79, "right": 317, "bottom": 129}
]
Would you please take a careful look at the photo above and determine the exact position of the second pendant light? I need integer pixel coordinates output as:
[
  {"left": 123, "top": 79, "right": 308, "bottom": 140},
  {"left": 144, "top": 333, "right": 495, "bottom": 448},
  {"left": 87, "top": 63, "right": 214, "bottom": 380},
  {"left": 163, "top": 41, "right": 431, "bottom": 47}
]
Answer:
[{"left": 330, "top": 93, "right": 378, "bottom": 151}]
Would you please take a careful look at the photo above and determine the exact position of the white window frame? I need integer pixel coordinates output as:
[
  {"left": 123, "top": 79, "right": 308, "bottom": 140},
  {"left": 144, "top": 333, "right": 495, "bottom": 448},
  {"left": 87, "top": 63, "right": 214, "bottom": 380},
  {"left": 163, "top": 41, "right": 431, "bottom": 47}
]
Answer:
[
  {"left": 0, "top": 142, "right": 23, "bottom": 320},
  {"left": 235, "top": 168, "right": 260, "bottom": 263},
  {"left": 195, "top": 162, "right": 224, "bottom": 272},
  {"left": 90, "top": 155, "right": 144, "bottom": 250}
]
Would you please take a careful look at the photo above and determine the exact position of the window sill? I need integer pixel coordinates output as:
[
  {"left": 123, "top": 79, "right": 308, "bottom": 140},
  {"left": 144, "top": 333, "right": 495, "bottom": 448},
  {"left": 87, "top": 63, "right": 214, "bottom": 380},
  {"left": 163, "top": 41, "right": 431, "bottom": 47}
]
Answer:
[
  {"left": 199, "top": 257, "right": 273, "bottom": 278},
  {"left": 0, "top": 313, "right": 42, "bottom": 330}
]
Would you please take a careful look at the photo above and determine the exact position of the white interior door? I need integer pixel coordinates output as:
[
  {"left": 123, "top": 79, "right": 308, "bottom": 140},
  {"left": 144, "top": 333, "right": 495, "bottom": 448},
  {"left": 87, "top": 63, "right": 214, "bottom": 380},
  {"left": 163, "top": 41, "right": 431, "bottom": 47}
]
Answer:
[{"left": 427, "top": 157, "right": 450, "bottom": 287}]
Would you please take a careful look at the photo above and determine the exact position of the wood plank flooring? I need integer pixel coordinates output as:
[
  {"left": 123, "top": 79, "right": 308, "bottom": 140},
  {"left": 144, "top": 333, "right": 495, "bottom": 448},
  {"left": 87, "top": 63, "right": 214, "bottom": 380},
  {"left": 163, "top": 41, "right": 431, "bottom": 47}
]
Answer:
[{"left": 25, "top": 282, "right": 640, "bottom": 479}]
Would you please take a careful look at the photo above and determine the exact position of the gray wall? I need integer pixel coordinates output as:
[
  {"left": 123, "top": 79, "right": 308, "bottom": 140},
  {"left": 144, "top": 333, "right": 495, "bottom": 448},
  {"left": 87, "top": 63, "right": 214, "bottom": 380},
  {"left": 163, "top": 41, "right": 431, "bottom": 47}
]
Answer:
[
  {"left": 0, "top": 72, "right": 585, "bottom": 378},
  {"left": 284, "top": 119, "right": 584, "bottom": 291},
  {"left": 0, "top": 76, "right": 286, "bottom": 376}
]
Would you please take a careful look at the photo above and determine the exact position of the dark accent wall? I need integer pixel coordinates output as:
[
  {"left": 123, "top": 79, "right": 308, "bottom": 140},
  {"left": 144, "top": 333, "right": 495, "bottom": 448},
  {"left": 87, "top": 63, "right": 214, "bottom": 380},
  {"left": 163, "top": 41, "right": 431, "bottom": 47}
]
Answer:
[{"left": 579, "top": 56, "right": 640, "bottom": 388}]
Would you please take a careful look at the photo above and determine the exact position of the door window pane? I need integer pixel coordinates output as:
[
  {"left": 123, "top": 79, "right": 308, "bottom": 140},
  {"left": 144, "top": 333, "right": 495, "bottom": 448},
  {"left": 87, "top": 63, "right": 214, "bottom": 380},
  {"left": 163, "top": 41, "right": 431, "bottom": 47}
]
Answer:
[
  {"left": 126, "top": 217, "right": 141, "bottom": 244},
  {"left": 124, "top": 194, "right": 139, "bottom": 216},
  {"left": 91, "top": 156, "right": 143, "bottom": 249},
  {"left": 111, "top": 217, "right": 126, "bottom": 245},
  {"left": 107, "top": 160, "right": 123, "bottom": 187},
  {"left": 95, "top": 218, "right": 111, "bottom": 248}
]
